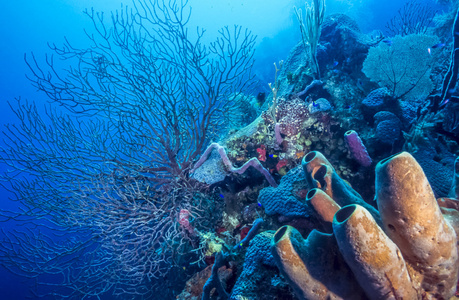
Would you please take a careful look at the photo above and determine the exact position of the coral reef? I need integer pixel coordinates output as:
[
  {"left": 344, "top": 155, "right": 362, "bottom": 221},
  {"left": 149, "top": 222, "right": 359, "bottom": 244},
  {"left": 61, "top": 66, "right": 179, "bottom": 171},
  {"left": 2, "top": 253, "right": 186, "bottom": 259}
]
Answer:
[
  {"left": 6, "top": 0, "right": 459, "bottom": 299},
  {"left": 15, "top": 3, "right": 459, "bottom": 299},
  {"left": 235, "top": 151, "right": 459, "bottom": 300},
  {"left": 177, "top": 11, "right": 459, "bottom": 300},
  {"left": 181, "top": 8, "right": 459, "bottom": 300}
]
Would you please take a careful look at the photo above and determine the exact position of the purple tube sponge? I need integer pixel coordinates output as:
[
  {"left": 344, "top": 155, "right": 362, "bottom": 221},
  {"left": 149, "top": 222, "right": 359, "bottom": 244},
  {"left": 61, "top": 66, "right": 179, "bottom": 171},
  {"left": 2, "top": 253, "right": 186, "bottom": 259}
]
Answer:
[
  {"left": 274, "top": 123, "right": 283, "bottom": 146},
  {"left": 192, "top": 143, "right": 278, "bottom": 187},
  {"left": 233, "top": 218, "right": 264, "bottom": 250},
  {"left": 344, "top": 130, "right": 372, "bottom": 167}
]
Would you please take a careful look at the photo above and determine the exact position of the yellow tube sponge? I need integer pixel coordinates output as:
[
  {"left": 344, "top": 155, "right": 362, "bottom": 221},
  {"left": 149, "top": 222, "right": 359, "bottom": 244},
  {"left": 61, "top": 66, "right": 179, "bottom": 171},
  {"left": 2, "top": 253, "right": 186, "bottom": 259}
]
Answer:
[
  {"left": 375, "top": 152, "right": 459, "bottom": 298},
  {"left": 305, "top": 188, "right": 341, "bottom": 233},
  {"left": 333, "top": 204, "right": 419, "bottom": 299},
  {"left": 271, "top": 225, "right": 365, "bottom": 300},
  {"left": 302, "top": 151, "right": 381, "bottom": 225}
]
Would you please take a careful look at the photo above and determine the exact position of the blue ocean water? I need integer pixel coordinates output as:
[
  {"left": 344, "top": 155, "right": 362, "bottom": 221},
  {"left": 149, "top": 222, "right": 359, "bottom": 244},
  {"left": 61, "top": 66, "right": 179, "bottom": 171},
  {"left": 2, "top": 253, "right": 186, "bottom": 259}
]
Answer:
[{"left": 0, "top": 0, "right": 455, "bottom": 299}]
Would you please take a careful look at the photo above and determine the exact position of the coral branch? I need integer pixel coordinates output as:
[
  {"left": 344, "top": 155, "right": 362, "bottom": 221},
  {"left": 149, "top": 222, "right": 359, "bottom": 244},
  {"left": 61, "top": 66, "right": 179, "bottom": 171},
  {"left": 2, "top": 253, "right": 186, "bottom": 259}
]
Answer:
[
  {"left": 202, "top": 251, "right": 229, "bottom": 300},
  {"left": 233, "top": 218, "right": 264, "bottom": 250},
  {"left": 441, "top": 9, "right": 459, "bottom": 107},
  {"left": 294, "top": 0, "right": 325, "bottom": 79},
  {"left": 295, "top": 79, "right": 323, "bottom": 99}
]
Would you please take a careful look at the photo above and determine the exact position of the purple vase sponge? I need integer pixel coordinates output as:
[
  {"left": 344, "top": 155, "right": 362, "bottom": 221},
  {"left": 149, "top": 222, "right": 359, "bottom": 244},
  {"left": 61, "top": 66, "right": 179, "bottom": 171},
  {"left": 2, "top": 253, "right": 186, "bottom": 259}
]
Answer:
[{"left": 344, "top": 130, "right": 372, "bottom": 167}]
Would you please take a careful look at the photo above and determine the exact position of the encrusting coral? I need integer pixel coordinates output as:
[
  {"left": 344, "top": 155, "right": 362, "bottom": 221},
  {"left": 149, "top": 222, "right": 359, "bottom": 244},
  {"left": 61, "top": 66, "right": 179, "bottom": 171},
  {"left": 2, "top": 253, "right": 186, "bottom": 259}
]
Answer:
[{"left": 267, "top": 151, "right": 459, "bottom": 300}]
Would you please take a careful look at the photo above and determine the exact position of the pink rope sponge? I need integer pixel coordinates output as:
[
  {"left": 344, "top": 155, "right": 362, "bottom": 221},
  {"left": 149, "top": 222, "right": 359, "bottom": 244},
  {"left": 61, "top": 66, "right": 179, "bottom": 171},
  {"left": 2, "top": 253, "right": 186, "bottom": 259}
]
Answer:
[
  {"left": 178, "top": 209, "right": 196, "bottom": 236},
  {"left": 191, "top": 143, "right": 278, "bottom": 187},
  {"left": 344, "top": 130, "right": 372, "bottom": 167}
]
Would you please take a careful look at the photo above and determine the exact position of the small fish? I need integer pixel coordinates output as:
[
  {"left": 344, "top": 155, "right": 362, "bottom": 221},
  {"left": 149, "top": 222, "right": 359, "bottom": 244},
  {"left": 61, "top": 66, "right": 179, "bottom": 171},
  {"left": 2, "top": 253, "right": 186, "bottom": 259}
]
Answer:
[
  {"left": 256, "top": 92, "right": 266, "bottom": 107},
  {"left": 219, "top": 194, "right": 224, "bottom": 198},
  {"left": 440, "top": 98, "right": 450, "bottom": 107},
  {"left": 356, "top": 78, "right": 364, "bottom": 91},
  {"left": 382, "top": 39, "right": 392, "bottom": 46},
  {"left": 257, "top": 202, "right": 262, "bottom": 207},
  {"left": 333, "top": 60, "right": 339, "bottom": 67},
  {"left": 431, "top": 43, "right": 445, "bottom": 49},
  {"left": 269, "top": 154, "right": 278, "bottom": 158},
  {"left": 427, "top": 48, "right": 431, "bottom": 55}
]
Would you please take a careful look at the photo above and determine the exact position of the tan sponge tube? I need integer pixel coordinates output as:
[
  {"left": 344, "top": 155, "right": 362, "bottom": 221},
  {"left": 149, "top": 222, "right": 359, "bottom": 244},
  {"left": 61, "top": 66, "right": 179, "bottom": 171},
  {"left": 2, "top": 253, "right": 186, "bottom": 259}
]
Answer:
[
  {"left": 333, "top": 204, "right": 419, "bottom": 299},
  {"left": 376, "top": 152, "right": 459, "bottom": 298},
  {"left": 271, "top": 225, "right": 365, "bottom": 299},
  {"left": 269, "top": 151, "right": 459, "bottom": 299}
]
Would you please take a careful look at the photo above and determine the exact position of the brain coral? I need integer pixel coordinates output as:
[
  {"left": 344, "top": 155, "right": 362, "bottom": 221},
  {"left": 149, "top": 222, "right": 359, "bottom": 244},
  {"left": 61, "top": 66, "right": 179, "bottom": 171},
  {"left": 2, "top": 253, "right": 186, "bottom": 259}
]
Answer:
[
  {"left": 257, "top": 166, "right": 310, "bottom": 218},
  {"left": 229, "top": 231, "right": 286, "bottom": 300}
]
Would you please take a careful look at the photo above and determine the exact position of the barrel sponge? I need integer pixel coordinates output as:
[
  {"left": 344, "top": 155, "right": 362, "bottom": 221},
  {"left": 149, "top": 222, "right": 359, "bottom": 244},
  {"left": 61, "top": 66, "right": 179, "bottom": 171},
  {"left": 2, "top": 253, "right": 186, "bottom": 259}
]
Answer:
[
  {"left": 375, "top": 152, "right": 459, "bottom": 298},
  {"left": 305, "top": 188, "right": 340, "bottom": 233}
]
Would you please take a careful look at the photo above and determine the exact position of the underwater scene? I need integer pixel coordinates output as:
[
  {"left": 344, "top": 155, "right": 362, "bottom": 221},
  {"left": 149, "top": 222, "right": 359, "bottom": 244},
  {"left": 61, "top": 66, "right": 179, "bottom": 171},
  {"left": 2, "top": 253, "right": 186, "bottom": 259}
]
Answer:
[{"left": 2, "top": 0, "right": 459, "bottom": 299}]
